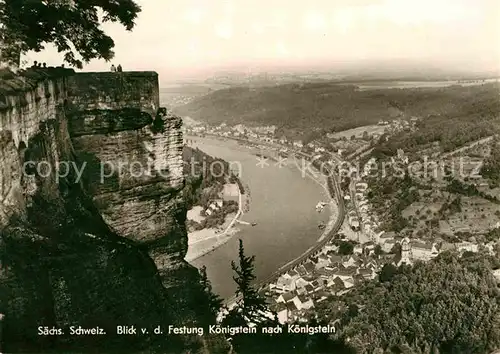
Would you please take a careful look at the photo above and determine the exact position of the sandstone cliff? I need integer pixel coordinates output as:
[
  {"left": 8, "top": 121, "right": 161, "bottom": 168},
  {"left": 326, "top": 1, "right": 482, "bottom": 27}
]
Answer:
[{"left": 0, "top": 68, "right": 224, "bottom": 353}]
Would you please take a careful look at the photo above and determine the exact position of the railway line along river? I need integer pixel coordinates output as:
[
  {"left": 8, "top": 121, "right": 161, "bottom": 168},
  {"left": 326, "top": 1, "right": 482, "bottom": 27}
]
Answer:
[{"left": 186, "top": 136, "right": 332, "bottom": 299}]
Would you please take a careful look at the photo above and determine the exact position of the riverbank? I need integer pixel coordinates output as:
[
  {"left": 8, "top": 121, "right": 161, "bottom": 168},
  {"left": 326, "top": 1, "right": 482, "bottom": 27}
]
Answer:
[
  {"left": 185, "top": 179, "right": 246, "bottom": 262},
  {"left": 185, "top": 211, "right": 241, "bottom": 262},
  {"left": 294, "top": 154, "right": 338, "bottom": 243}
]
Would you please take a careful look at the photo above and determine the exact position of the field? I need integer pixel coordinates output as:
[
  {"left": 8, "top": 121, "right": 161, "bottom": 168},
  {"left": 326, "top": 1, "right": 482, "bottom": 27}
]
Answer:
[{"left": 327, "top": 125, "right": 387, "bottom": 140}]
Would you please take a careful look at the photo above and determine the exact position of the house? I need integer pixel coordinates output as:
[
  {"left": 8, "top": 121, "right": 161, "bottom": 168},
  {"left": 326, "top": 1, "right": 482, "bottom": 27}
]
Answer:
[
  {"left": 492, "top": 269, "right": 500, "bottom": 283},
  {"left": 277, "top": 292, "right": 295, "bottom": 304},
  {"left": 314, "top": 291, "right": 330, "bottom": 303},
  {"left": 304, "top": 284, "right": 314, "bottom": 294},
  {"left": 343, "top": 277, "right": 355, "bottom": 289},
  {"left": 290, "top": 295, "right": 303, "bottom": 310},
  {"left": 353, "top": 274, "right": 366, "bottom": 285},
  {"left": 287, "top": 269, "right": 299, "bottom": 279},
  {"left": 348, "top": 209, "right": 357, "bottom": 218},
  {"left": 358, "top": 199, "right": 369, "bottom": 208},
  {"left": 285, "top": 302, "right": 298, "bottom": 316},
  {"left": 298, "top": 295, "right": 315, "bottom": 310},
  {"left": 456, "top": 242, "right": 478, "bottom": 253},
  {"left": 364, "top": 259, "right": 378, "bottom": 270},
  {"left": 364, "top": 241, "right": 375, "bottom": 251},
  {"left": 439, "top": 242, "right": 456, "bottom": 252},
  {"left": 323, "top": 243, "right": 339, "bottom": 253},
  {"left": 310, "top": 280, "right": 323, "bottom": 292},
  {"left": 358, "top": 268, "right": 373, "bottom": 279},
  {"left": 315, "top": 255, "right": 331, "bottom": 269},
  {"left": 379, "top": 231, "right": 396, "bottom": 240},
  {"left": 328, "top": 277, "right": 346, "bottom": 294},
  {"left": 379, "top": 254, "right": 396, "bottom": 265},
  {"left": 343, "top": 256, "right": 358, "bottom": 268},
  {"left": 205, "top": 209, "right": 213, "bottom": 216},
  {"left": 275, "top": 275, "right": 296, "bottom": 292},
  {"left": 296, "top": 287, "right": 307, "bottom": 296},
  {"left": 328, "top": 255, "right": 344, "bottom": 265},
  {"left": 303, "top": 261, "right": 315, "bottom": 274},
  {"left": 393, "top": 251, "right": 412, "bottom": 267},
  {"left": 294, "top": 276, "right": 309, "bottom": 289},
  {"left": 296, "top": 265, "right": 308, "bottom": 277},
  {"left": 348, "top": 217, "right": 360, "bottom": 229},
  {"left": 316, "top": 268, "right": 335, "bottom": 279},
  {"left": 355, "top": 182, "right": 368, "bottom": 191},
  {"left": 353, "top": 244, "right": 363, "bottom": 254},
  {"left": 333, "top": 267, "right": 356, "bottom": 280},
  {"left": 382, "top": 240, "right": 397, "bottom": 253},
  {"left": 410, "top": 241, "right": 438, "bottom": 261},
  {"left": 270, "top": 303, "right": 288, "bottom": 324}
]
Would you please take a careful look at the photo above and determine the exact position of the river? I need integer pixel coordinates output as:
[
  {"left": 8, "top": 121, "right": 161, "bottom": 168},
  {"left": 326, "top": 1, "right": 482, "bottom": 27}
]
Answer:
[{"left": 187, "top": 136, "right": 330, "bottom": 299}]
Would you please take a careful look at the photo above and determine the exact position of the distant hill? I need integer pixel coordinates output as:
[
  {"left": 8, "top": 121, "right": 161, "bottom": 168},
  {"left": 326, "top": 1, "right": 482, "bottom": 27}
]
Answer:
[{"left": 172, "top": 81, "right": 500, "bottom": 138}]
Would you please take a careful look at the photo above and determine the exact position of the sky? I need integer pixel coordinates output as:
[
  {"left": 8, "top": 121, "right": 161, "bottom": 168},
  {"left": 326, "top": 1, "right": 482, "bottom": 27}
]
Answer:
[{"left": 24, "top": 0, "right": 500, "bottom": 82}]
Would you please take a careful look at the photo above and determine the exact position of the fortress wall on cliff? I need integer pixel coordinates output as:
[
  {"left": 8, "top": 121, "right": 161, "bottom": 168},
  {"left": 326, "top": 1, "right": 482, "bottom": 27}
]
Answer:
[
  {"left": 67, "top": 71, "right": 160, "bottom": 116},
  {"left": 0, "top": 69, "right": 71, "bottom": 149},
  {"left": 0, "top": 68, "right": 74, "bottom": 225}
]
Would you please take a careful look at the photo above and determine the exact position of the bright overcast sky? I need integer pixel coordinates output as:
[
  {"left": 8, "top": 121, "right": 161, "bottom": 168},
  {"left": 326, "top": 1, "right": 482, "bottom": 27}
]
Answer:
[{"left": 24, "top": 0, "right": 500, "bottom": 81}]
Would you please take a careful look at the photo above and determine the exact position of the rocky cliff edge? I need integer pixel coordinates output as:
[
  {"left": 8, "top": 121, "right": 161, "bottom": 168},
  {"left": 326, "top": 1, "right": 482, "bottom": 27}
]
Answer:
[{"left": 0, "top": 68, "right": 224, "bottom": 353}]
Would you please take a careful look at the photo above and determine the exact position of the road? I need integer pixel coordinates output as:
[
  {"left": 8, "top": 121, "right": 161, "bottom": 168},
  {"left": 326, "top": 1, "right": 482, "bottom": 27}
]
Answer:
[
  {"left": 441, "top": 135, "right": 496, "bottom": 159},
  {"left": 222, "top": 150, "right": 346, "bottom": 308}
]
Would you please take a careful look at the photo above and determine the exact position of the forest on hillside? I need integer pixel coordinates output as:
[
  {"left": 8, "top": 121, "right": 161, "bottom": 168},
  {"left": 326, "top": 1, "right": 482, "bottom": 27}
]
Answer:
[
  {"left": 174, "top": 82, "right": 500, "bottom": 141},
  {"left": 319, "top": 252, "right": 500, "bottom": 354},
  {"left": 182, "top": 146, "right": 231, "bottom": 209}
]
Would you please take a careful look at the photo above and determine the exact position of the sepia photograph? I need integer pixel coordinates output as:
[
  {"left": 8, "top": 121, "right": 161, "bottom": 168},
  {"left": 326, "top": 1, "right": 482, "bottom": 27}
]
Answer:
[{"left": 0, "top": 0, "right": 500, "bottom": 353}]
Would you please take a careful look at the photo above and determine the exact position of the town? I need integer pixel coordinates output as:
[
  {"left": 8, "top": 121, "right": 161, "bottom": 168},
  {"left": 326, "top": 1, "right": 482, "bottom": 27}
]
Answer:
[{"left": 184, "top": 117, "right": 500, "bottom": 325}]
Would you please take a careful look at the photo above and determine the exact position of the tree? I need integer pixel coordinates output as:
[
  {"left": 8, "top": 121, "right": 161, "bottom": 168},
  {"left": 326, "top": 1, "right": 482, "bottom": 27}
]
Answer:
[
  {"left": 0, "top": 0, "right": 141, "bottom": 69},
  {"left": 390, "top": 242, "right": 402, "bottom": 257},
  {"left": 379, "top": 263, "right": 398, "bottom": 282},
  {"left": 338, "top": 241, "right": 354, "bottom": 255},
  {"left": 374, "top": 244, "right": 383, "bottom": 256},
  {"left": 199, "top": 266, "right": 222, "bottom": 319},
  {"left": 230, "top": 239, "right": 267, "bottom": 323},
  {"left": 329, "top": 253, "right": 500, "bottom": 353}
]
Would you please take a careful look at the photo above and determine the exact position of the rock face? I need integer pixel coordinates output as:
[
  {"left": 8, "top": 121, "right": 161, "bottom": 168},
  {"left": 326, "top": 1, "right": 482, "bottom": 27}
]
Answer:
[
  {"left": 0, "top": 69, "right": 221, "bottom": 353},
  {"left": 66, "top": 73, "right": 188, "bottom": 276}
]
